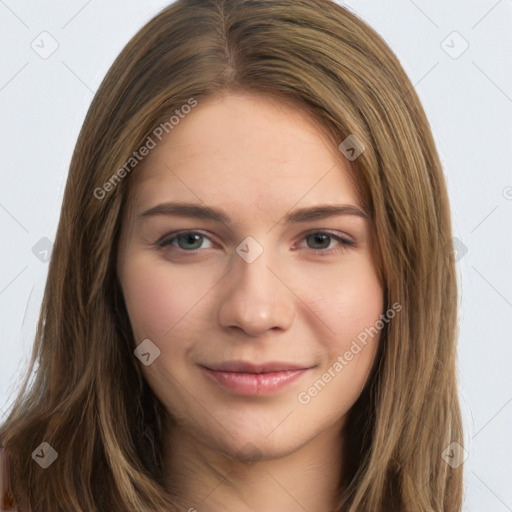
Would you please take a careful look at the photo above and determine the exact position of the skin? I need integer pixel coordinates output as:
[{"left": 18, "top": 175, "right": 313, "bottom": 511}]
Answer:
[{"left": 117, "top": 92, "right": 384, "bottom": 512}]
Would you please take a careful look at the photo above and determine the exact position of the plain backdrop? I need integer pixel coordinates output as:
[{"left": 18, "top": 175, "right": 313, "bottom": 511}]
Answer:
[{"left": 1, "top": 1, "right": 511, "bottom": 510}]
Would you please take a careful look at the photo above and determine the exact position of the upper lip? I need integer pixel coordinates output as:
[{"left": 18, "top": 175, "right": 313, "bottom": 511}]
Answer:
[{"left": 201, "top": 361, "right": 313, "bottom": 374}]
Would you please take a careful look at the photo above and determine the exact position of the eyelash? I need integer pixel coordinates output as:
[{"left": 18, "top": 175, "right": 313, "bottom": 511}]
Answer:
[{"left": 156, "top": 230, "right": 355, "bottom": 257}]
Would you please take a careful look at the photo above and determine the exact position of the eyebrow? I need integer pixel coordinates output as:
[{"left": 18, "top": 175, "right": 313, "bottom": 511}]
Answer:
[{"left": 138, "top": 201, "right": 368, "bottom": 224}]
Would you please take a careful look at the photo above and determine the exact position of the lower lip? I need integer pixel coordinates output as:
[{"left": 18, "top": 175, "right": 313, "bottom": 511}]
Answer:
[{"left": 201, "top": 367, "right": 310, "bottom": 396}]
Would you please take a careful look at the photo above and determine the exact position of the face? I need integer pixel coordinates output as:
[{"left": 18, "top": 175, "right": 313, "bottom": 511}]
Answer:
[{"left": 117, "top": 92, "right": 384, "bottom": 461}]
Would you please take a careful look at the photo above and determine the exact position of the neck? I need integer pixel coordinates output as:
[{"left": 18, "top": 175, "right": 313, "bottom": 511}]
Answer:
[{"left": 162, "top": 419, "right": 344, "bottom": 512}]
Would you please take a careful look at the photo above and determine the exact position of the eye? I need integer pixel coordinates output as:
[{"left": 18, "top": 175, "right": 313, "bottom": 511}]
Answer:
[
  {"left": 156, "top": 230, "right": 355, "bottom": 256},
  {"left": 300, "top": 231, "right": 355, "bottom": 255},
  {"left": 157, "top": 231, "right": 214, "bottom": 251}
]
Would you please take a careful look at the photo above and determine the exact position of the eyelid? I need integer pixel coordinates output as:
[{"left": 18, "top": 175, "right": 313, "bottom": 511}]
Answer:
[
  {"left": 156, "top": 229, "right": 354, "bottom": 245},
  {"left": 156, "top": 229, "right": 356, "bottom": 256},
  {"left": 300, "top": 228, "right": 355, "bottom": 245},
  {"left": 294, "top": 230, "right": 356, "bottom": 256},
  {"left": 156, "top": 229, "right": 216, "bottom": 248}
]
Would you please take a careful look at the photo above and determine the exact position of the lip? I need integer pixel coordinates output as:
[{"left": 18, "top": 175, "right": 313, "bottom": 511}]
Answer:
[
  {"left": 202, "top": 360, "right": 311, "bottom": 373},
  {"left": 200, "top": 361, "right": 314, "bottom": 396}
]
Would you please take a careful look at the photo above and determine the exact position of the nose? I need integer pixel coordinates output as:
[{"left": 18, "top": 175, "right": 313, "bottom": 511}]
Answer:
[{"left": 217, "top": 246, "right": 297, "bottom": 337}]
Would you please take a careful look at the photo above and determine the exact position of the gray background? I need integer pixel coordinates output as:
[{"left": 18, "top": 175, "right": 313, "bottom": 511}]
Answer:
[{"left": 1, "top": 1, "right": 511, "bottom": 510}]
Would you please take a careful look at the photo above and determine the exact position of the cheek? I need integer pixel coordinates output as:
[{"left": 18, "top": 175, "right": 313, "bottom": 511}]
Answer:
[
  {"left": 335, "top": 271, "right": 383, "bottom": 341},
  {"left": 120, "top": 254, "right": 202, "bottom": 342},
  {"left": 295, "top": 268, "right": 384, "bottom": 415},
  {"left": 300, "top": 256, "right": 384, "bottom": 344}
]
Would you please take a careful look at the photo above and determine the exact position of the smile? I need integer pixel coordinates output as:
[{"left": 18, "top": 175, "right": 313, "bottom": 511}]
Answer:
[{"left": 200, "top": 364, "right": 313, "bottom": 396}]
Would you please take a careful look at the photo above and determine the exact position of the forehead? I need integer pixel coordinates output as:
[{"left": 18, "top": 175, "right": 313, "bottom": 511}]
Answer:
[{"left": 128, "top": 92, "right": 362, "bottom": 213}]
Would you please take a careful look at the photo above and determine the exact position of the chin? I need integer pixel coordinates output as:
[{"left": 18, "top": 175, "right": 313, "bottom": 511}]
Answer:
[{"left": 202, "top": 422, "right": 311, "bottom": 462}]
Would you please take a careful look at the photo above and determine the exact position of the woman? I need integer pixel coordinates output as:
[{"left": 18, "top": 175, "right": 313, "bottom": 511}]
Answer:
[{"left": 0, "top": 0, "right": 464, "bottom": 510}]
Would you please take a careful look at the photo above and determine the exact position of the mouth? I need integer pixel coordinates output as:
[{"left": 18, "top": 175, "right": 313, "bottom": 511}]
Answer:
[
  {"left": 202, "top": 360, "right": 313, "bottom": 373},
  {"left": 199, "top": 360, "right": 315, "bottom": 396}
]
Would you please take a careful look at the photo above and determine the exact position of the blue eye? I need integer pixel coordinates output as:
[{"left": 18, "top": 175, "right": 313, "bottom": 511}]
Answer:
[
  {"left": 302, "top": 231, "right": 355, "bottom": 255},
  {"left": 306, "top": 232, "right": 341, "bottom": 250},
  {"left": 157, "top": 230, "right": 355, "bottom": 255},
  {"left": 158, "top": 231, "right": 213, "bottom": 251}
]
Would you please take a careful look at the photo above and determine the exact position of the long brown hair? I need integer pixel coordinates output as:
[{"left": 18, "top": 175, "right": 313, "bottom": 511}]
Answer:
[{"left": 0, "top": 0, "right": 464, "bottom": 510}]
